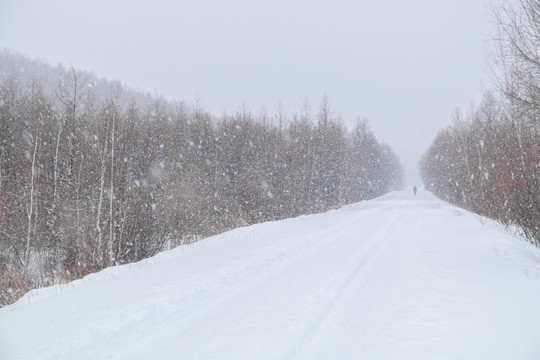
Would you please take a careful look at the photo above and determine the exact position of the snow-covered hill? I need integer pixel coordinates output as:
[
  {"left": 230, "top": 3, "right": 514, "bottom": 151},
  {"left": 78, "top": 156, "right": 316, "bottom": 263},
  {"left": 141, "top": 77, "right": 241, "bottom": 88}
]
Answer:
[{"left": 1, "top": 189, "right": 540, "bottom": 359}]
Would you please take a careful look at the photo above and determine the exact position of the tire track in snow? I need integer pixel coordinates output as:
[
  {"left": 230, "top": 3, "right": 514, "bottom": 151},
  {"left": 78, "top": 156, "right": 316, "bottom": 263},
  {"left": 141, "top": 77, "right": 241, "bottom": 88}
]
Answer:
[
  {"left": 5, "top": 190, "right": 540, "bottom": 360},
  {"left": 109, "top": 210, "right": 373, "bottom": 359},
  {"left": 288, "top": 207, "right": 407, "bottom": 359}
]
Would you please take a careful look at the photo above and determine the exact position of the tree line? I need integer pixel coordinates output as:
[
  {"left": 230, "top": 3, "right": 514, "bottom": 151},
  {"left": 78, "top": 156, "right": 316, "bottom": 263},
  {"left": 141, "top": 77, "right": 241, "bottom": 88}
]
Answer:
[
  {"left": 0, "top": 53, "right": 403, "bottom": 306},
  {"left": 420, "top": 0, "right": 540, "bottom": 247}
]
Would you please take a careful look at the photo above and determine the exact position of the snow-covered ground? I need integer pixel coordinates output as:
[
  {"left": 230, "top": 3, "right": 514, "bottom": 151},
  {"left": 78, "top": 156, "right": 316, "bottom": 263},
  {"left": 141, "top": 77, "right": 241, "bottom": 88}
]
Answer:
[{"left": 2, "top": 189, "right": 540, "bottom": 359}]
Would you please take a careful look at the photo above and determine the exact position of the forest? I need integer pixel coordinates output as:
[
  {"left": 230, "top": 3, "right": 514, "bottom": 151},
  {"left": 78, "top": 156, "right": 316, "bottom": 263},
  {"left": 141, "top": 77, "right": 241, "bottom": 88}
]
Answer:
[
  {"left": 0, "top": 51, "right": 403, "bottom": 307},
  {"left": 420, "top": 0, "right": 540, "bottom": 247}
]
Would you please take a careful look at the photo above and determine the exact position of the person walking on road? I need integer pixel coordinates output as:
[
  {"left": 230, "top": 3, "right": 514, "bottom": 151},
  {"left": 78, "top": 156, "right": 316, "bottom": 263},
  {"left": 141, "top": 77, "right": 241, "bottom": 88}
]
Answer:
[{"left": 413, "top": 185, "right": 417, "bottom": 196}]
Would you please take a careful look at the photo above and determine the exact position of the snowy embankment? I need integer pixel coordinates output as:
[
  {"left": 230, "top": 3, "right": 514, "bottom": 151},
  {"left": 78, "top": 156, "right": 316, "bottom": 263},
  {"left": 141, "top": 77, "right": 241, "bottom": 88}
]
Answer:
[{"left": 2, "top": 189, "right": 540, "bottom": 359}]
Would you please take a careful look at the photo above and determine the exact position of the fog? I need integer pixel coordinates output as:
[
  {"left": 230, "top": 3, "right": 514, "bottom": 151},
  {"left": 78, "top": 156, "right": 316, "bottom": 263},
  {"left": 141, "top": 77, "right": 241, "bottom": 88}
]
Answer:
[{"left": 0, "top": 0, "right": 493, "bottom": 184}]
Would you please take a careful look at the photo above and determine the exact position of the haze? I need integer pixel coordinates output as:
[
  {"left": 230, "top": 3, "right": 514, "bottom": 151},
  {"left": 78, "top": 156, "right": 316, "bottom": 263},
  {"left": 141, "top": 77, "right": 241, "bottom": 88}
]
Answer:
[{"left": 0, "top": 0, "right": 492, "bottom": 184}]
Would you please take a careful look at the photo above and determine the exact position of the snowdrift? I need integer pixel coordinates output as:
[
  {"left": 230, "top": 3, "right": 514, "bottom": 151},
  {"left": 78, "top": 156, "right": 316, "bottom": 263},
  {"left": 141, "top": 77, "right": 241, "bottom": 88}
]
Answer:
[{"left": 1, "top": 189, "right": 540, "bottom": 359}]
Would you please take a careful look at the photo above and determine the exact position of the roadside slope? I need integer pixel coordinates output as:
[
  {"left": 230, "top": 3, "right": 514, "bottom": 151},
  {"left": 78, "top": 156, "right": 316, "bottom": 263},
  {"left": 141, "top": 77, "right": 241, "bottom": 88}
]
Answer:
[{"left": 1, "top": 189, "right": 540, "bottom": 359}]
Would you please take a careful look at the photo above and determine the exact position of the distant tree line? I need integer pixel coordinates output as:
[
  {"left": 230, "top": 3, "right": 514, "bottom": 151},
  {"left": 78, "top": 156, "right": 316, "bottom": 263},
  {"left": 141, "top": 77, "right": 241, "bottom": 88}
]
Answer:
[
  {"left": 0, "top": 52, "right": 403, "bottom": 306},
  {"left": 420, "top": 0, "right": 540, "bottom": 247}
]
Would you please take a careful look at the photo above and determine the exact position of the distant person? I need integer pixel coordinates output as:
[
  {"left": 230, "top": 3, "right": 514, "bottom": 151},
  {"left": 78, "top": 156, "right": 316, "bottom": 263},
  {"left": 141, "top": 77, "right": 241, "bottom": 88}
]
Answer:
[{"left": 413, "top": 186, "right": 417, "bottom": 196}]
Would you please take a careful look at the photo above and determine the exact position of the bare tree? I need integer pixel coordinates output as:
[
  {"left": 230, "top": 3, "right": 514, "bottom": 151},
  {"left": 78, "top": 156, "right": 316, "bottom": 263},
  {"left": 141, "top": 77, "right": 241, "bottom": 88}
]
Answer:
[{"left": 55, "top": 66, "right": 91, "bottom": 180}]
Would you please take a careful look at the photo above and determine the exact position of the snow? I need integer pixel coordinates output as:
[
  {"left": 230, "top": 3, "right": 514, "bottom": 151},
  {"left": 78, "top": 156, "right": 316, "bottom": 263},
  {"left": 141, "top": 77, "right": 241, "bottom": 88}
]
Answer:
[{"left": 2, "top": 189, "right": 540, "bottom": 359}]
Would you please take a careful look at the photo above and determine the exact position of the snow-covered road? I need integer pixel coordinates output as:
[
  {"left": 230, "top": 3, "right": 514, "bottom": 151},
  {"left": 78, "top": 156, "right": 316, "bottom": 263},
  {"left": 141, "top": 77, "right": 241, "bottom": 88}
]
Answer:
[{"left": 2, "top": 189, "right": 540, "bottom": 359}]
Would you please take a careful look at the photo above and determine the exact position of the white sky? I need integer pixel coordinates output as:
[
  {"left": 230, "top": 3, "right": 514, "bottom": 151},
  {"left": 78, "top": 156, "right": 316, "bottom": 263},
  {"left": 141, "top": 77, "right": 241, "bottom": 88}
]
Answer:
[{"left": 0, "top": 0, "right": 494, "bottom": 184}]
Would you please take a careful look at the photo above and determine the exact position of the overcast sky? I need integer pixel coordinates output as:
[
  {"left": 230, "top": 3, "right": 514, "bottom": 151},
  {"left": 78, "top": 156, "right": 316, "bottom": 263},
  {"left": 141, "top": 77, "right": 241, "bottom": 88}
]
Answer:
[{"left": 0, "top": 0, "right": 494, "bottom": 184}]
